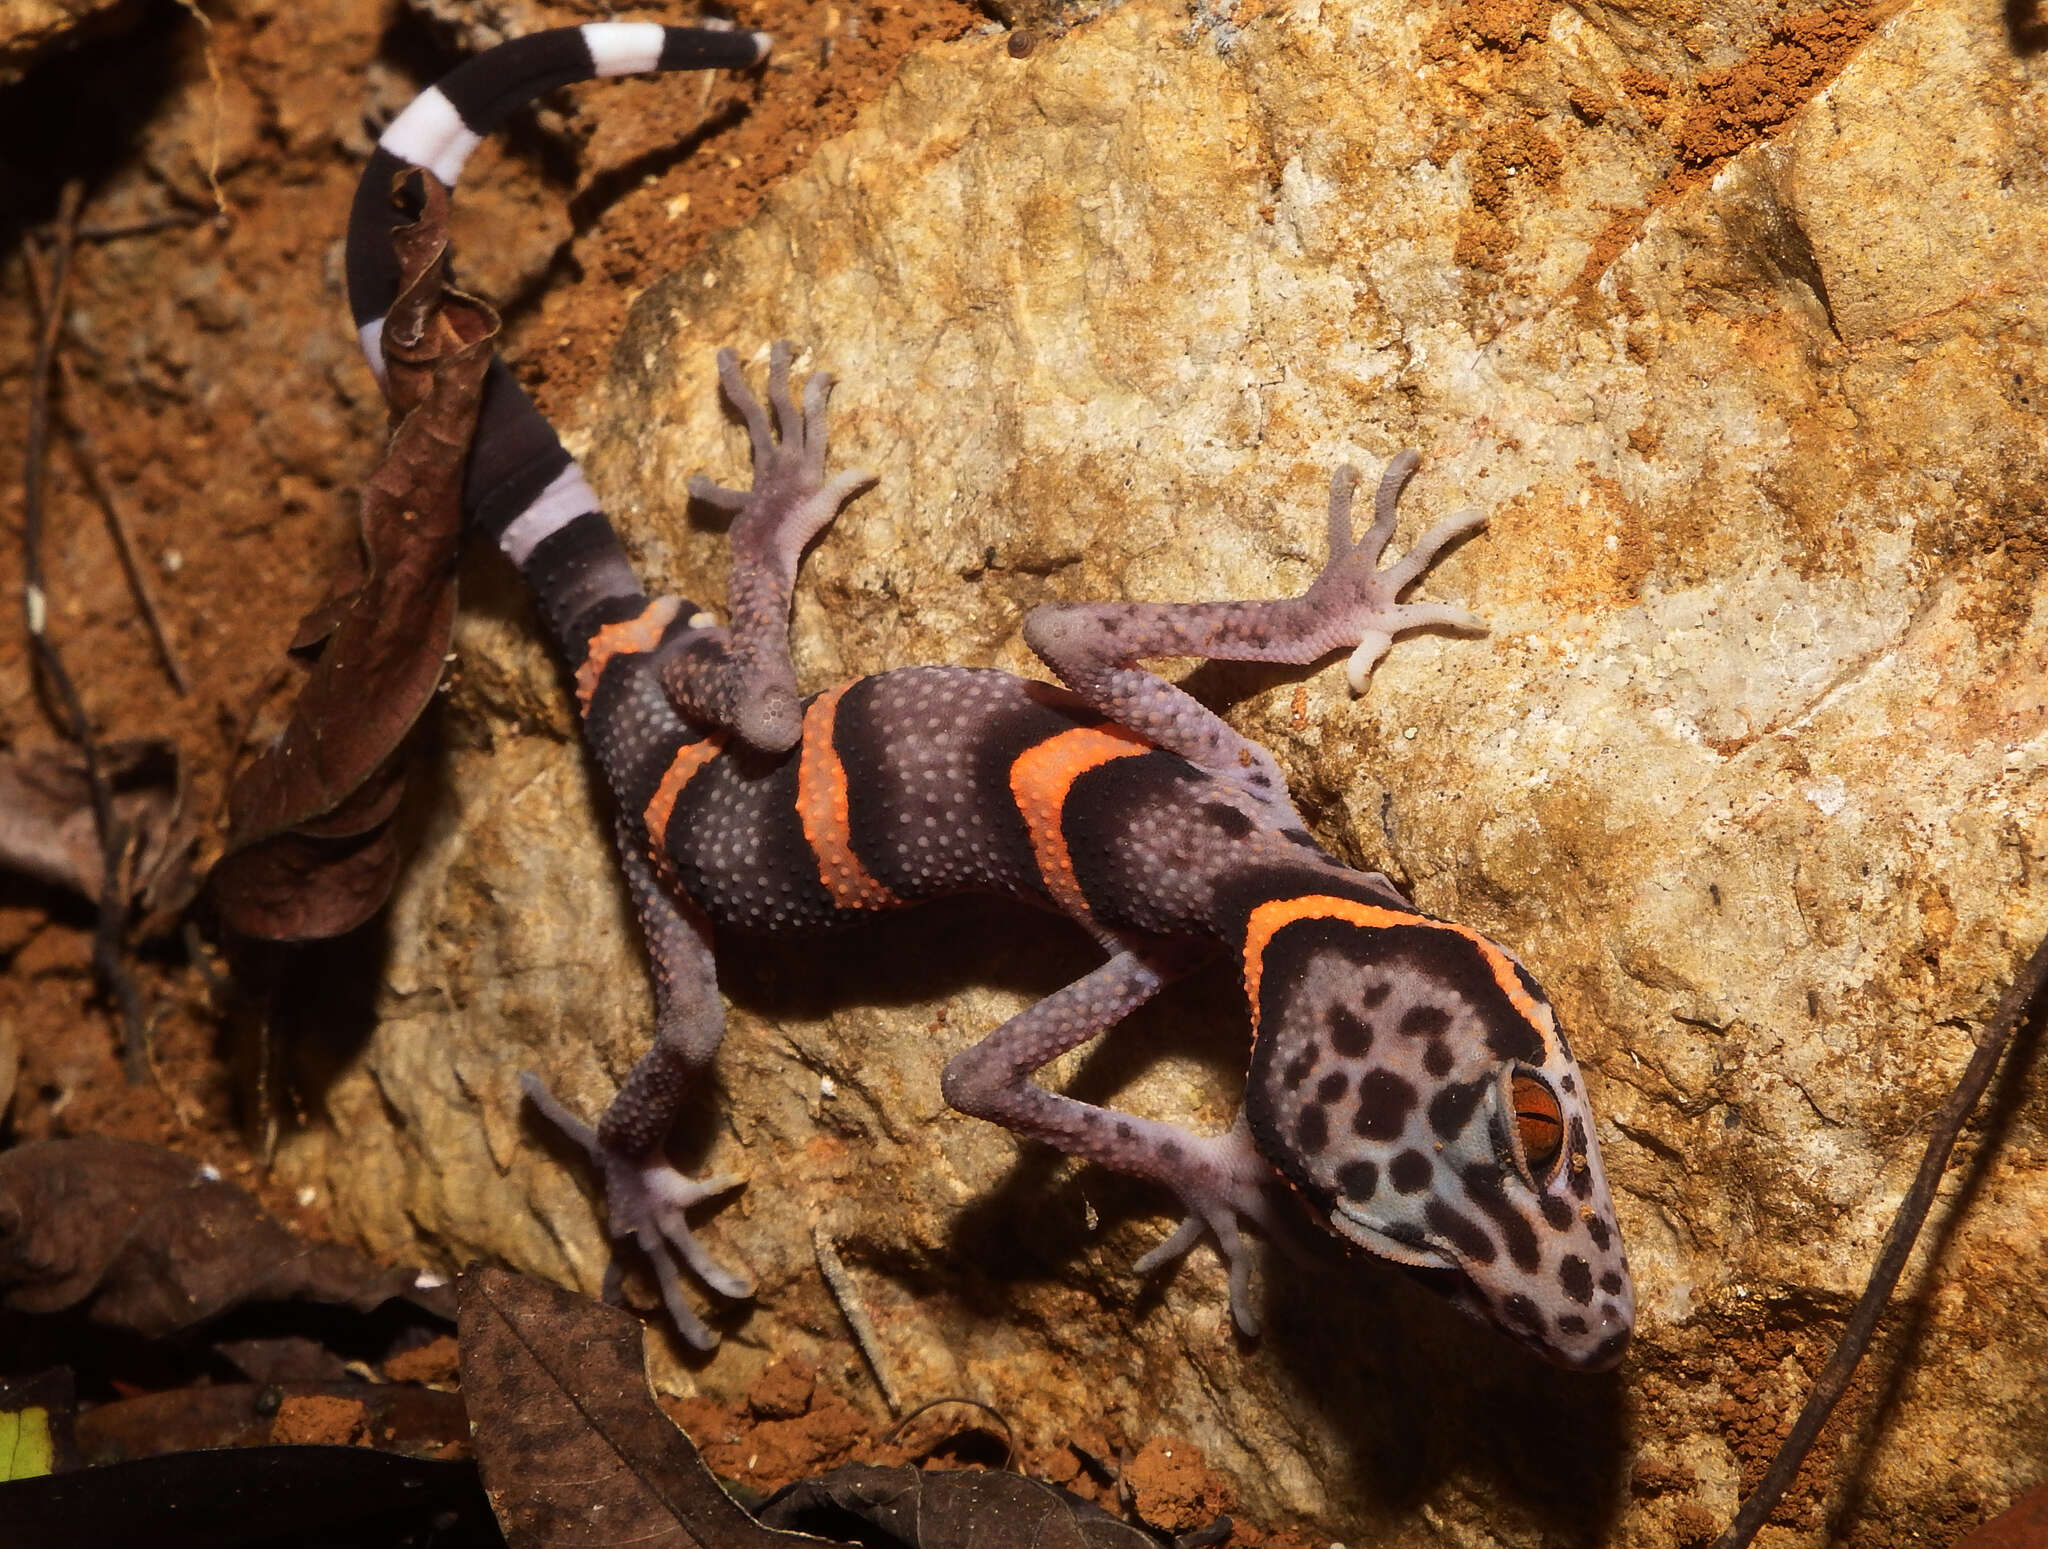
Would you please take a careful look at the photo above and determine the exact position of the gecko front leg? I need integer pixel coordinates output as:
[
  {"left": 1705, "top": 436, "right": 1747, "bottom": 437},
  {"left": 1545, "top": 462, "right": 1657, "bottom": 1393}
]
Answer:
[
  {"left": 658, "top": 342, "right": 875, "bottom": 753},
  {"left": 939, "top": 942, "right": 1292, "bottom": 1334},
  {"left": 1024, "top": 453, "right": 1487, "bottom": 824}
]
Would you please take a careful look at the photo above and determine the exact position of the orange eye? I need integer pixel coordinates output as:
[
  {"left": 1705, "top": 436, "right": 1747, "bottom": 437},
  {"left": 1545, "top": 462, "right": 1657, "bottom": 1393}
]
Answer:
[{"left": 1511, "top": 1072, "right": 1564, "bottom": 1181}]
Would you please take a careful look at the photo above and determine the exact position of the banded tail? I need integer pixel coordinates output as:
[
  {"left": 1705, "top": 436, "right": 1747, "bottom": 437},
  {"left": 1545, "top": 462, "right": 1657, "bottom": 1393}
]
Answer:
[{"left": 341, "top": 23, "right": 770, "bottom": 666}]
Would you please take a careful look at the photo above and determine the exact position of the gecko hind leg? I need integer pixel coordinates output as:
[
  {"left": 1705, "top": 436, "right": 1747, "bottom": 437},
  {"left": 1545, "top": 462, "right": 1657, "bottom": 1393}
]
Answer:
[
  {"left": 521, "top": 1075, "right": 751, "bottom": 1348},
  {"left": 658, "top": 341, "right": 875, "bottom": 753},
  {"left": 1023, "top": 452, "right": 1487, "bottom": 823},
  {"left": 520, "top": 834, "right": 753, "bottom": 1350},
  {"left": 939, "top": 944, "right": 1291, "bottom": 1335}
]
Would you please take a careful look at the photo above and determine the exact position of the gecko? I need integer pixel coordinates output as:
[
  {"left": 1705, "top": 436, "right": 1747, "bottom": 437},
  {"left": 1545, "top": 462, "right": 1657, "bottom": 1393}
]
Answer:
[{"left": 342, "top": 21, "right": 1634, "bottom": 1369}]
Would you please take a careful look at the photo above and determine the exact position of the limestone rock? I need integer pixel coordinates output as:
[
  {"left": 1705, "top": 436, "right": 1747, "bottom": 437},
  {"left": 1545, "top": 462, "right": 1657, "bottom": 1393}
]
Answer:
[
  {"left": 0, "top": 0, "right": 132, "bottom": 87},
  {"left": 280, "top": 0, "right": 2048, "bottom": 1541}
]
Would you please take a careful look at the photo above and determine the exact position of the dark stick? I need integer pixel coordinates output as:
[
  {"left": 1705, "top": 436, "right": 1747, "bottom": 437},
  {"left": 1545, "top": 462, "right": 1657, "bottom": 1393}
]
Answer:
[
  {"left": 1710, "top": 931, "right": 2048, "bottom": 1549},
  {"left": 60, "top": 357, "right": 193, "bottom": 694},
  {"left": 21, "top": 182, "right": 154, "bottom": 1086},
  {"left": 74, "top": 211, "right": 210, "bottom": 241}
]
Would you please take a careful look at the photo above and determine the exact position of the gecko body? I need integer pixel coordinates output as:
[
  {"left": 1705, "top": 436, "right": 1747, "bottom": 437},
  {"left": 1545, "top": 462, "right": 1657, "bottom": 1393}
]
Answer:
[{"left": 341, "top": 23, "right": 1634, "bottom": 1369}]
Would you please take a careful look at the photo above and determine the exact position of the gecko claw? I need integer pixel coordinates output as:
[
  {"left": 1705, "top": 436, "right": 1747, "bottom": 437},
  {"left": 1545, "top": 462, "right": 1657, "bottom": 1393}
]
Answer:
[
  {"left": 1125, "top": 1113, "right": 1276, "bottom": 1337},
  {"left": 520, "top": 1072, "right": 755, "bottom": 1349}
]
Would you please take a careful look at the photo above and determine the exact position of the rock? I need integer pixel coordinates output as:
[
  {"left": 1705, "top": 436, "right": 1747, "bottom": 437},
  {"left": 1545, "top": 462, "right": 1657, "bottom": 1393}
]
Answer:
[
  {"left": 0, "top": 0, "right": 131, "bottom": 89},
  {"left": 278, "top": 0, "right": 2048, "bottom": 1540}
]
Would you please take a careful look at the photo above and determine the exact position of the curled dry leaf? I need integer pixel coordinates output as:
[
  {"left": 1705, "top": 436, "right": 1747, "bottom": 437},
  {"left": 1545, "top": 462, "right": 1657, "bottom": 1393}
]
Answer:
[
  {"left": 0, "top": 1137, "right": 446, "bottom": 1339},
  {"left": 457, "top": 1269, "right": 1178, "bottom": 1549},
  {"left": 209, "top": 171, "right": 496, "bottom": 942},
  {"left": 758, "top": 1464, "right": 1167, "bottom": 1549},
  {"left": 0, "top": 739, "right": 197, "bottom": 937}
]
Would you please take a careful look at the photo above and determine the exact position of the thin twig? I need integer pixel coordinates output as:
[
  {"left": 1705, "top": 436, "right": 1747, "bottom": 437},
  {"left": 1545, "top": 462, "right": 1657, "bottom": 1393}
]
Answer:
[
  {"left": 812, "top": 1223, "right": 901, "bottom": 1415},
  {"left": 63, "top": 415, "right": 191, "bottom": 693},
  {"left": 882, "top": 1396, "right": 1016, "bottom": 1470},
  {"left": 75, "top": 212, "right": 210, "bottom": 242},
  {"left": 21, "top": 247, "right": 191, "bottom": 695},
  {"left": 1711, "top": 932, "right": 2048, "bottom": 1549},
  {"left": 21, "top": 182, "right": 153, "bottom": 1086}
]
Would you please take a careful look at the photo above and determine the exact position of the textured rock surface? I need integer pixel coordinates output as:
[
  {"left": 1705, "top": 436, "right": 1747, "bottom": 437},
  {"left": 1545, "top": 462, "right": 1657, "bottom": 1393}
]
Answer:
[
  {"left": 279, "top": 0, "right": 2048, "bottom": 1541},
  {"left": 0, "top": 0, "right": 131, "bottom": 86}
]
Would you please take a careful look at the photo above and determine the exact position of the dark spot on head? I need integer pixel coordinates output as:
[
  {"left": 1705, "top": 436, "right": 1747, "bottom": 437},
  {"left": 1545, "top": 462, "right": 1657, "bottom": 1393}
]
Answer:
[
  {"left": 1281, "top": 827, "right": 1320, "bottom": 850},
  {"left": 1559, "top": 1255, "right": 1594, "bottom": 1306},
  {"left": 1352, "top": 1069, "right": 1418, "bottom": 1140},
  {"left": 1283, "top": 1049, "right": 1317, "bottom": 1089},
  {"left": 1249, "top": 772, "right": 1271, "bottom": 789},
  {"left": 1160, "top": 1140, "right": 1182, "bottom": 1162},
  {"left": 1361, "top": 981, "right": 1391, "bottom": 1007},
  {"left": 1297, "top": 1106, "right": 1329, "bottom": 1154},
  {"left": 1400, "top": 1005, "right": 1451, "bottom": 1038},
  {"left": 1389, "top": 1150, "right": 1432, "bottom": 1194},
  {"left": 1541, "top": 1195, "right": 1573, "bottom": 1231},
  {"left": 1427, "top": 1079, "right": 1487, "bottom": 1141},
  {"left": 1503, "top": 1294, "right": 1545, "bottom": 1334},
  {"left": 1423, "top": 1041, "right": 1453, "bottom": 1077},
  {"left": 1485, "top": 1013, "right": 1544, "bottom": 1065},
  {"left": 1587, "top": 1215, "right": 1611, "bottom": 1252},
  {"left": 1316, "top": 1070, "right": 1349, "bottom": 1104},
  {"left": 1425, "top": 1201, "right": 1497, "bottom": 1264},
  {"left": 1599, "top": 1270, "right": 1624, "bottom": 1296},
  {"left": 1203, "top": 802, "right": 1253, "bottom": 837},
  {"left": 1461, "top": 1165, "right": 1542, "bottom": 1273},
  {"left": 1557, "top": 1313, "right": 1588, "bottom": 1336},
  {"left": 1336, "top": 1160, "right": 1377, "bottom": 1200},
  {"left": 1115, "top": 1121, "right": 1133, "bottom": 1140},
  {"left": 1329, "top": 1008, "right": 1373, "bottom": 1058},
  {"left": 1560, "top": 1073, "right": 1576, "bottom": 1095}
]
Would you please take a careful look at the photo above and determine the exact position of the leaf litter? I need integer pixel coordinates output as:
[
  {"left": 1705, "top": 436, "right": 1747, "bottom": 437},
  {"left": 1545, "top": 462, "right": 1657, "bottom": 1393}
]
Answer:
[{"left": 208, "top": 171, "right": 492, "bottom": 943}]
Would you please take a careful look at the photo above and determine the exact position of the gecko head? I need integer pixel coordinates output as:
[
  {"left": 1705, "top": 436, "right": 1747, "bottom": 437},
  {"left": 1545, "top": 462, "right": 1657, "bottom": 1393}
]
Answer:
[{"left": 1239, "top": 895, "right": 1633, "bottom": 1371}]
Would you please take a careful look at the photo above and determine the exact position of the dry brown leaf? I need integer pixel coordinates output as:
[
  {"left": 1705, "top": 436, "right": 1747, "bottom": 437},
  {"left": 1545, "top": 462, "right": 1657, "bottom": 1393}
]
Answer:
[
  {"left": 210, "top": 171, "right": 495, "bottom": 941},
  {"left": 458, "top": 1266, "right": 815, "bottom": 1548},
  {"left": 0, "top": 739, "right": 196, "bottom": 936},
  {"left": 0, "top": 1137, "right": 447, "bottom": 1339}
]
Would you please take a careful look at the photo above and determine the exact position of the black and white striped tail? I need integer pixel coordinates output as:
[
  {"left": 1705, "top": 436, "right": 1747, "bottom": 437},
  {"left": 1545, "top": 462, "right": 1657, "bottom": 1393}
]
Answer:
[{"left": 342, "top": 23, "right": 769, "bottom": 664}]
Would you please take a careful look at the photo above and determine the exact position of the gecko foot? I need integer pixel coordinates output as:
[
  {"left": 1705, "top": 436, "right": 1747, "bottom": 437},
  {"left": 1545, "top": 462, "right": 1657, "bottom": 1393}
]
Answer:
[
  {"left": 665, "top": 340, "right": 875, "bottom": 752},
  {"left": 1128, "top": 1112, "right": 1288, "bottom": 1337},
  {"left": 521, "top": 1072, "right": 754, "bottom": 1351},
  {"left": 1305, "top": 451, "right": 1489, "bottom": 692},
  {"left": 684, "top": 340, "right": 875, "bottom": 566}
]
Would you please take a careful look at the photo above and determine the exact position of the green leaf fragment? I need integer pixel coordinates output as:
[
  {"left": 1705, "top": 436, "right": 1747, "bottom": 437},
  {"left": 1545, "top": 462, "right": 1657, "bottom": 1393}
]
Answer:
[{"left": 0, "top": 1407, "right": 54, "bottom": 1481}]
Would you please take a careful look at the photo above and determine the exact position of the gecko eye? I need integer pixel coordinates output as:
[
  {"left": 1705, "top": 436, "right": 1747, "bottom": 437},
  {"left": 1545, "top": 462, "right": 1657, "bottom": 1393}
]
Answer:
[{"left": 1510, "top": 1071, "right": 1565, "bottom": 1184}]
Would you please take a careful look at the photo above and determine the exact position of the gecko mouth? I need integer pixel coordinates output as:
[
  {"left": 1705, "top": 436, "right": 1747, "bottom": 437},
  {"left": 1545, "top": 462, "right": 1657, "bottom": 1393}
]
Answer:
[{"left": 1328, "top": 1202, "right": 1459, "bottom": 1273}]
